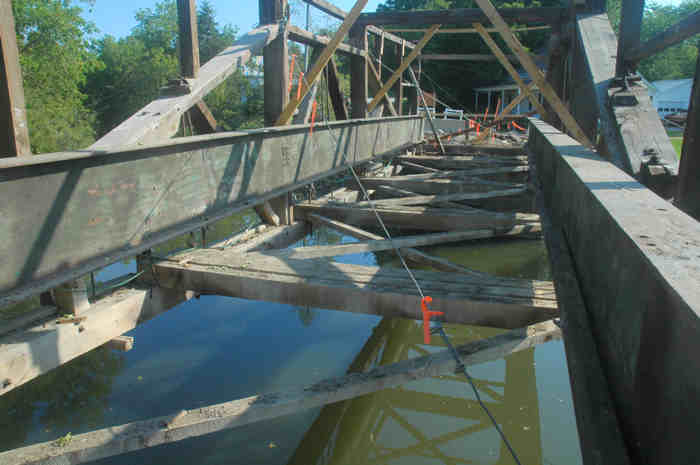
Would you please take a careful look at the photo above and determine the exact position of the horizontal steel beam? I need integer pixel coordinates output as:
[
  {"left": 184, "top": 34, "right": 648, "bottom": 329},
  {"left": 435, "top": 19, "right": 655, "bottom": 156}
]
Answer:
[{"left": 0, "top": 116, "right": 423, "bottom": 306}]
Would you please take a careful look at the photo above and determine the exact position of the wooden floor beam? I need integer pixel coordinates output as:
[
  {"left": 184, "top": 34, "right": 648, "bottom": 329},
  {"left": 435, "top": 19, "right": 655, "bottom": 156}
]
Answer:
[
  {"left": 355, "top": 176, "right": 524, "bottom": 194},
  {"left": 0, "top": 320, "right": 560, "bottom": 465},
  {"left": 151, "top": 250, "right": 558, "bottom": 328},
  {"left": 295, "top": 202, "right": 539, "bottom": 231}
]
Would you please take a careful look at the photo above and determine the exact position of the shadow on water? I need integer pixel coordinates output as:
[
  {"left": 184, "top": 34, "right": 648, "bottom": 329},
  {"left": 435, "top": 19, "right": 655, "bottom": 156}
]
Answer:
[{"left": 0, "top": 222, "right": 580, "bottom": 465}]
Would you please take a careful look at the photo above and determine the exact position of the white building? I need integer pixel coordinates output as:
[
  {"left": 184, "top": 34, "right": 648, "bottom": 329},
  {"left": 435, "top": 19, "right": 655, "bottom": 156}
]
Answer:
[{"left": 646, "top": 78, "right": 692, "bottom": 117}]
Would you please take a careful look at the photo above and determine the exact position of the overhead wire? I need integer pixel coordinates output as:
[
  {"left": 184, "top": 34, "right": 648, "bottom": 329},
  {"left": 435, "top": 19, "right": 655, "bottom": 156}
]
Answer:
[{"left": 322, "top": 51, "right": 525, "bottom": 465}]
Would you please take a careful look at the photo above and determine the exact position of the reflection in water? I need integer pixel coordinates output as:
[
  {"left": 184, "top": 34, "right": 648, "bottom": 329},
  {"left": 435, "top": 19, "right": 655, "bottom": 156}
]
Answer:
[
  {"left": 0, "top": 220, "right": 580, "bottom": 465},
  {"left": 0, "top": 347, "right": 124, "bottom": 452},
  {"left": 287, "top": 318, "right": 548, "bottom": 465}
]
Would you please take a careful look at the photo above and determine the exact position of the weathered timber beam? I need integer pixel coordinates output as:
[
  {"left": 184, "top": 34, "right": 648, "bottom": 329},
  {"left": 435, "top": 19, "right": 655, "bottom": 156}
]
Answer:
[
  {"left": 295, "top": 202, "right": 539, "bottom": 231},
  {"left": 212, "top": 222, "right": 309, "bottom": 253},
  {"left": 188, "top": 100, "right": 218, "bottom": 133},
  {"left": 386, "top": 165, "right": 529, "bottom": 180},
  {"left": 276, "top": 0, "right": 368, "bottom": 125},
  {"left": 625, "top": 10, "right": 700, "bottom": 66},
  {"left": 88, "top": 24, "right": 278, "bottom": 150},
  {"left": 0, "top": 321, "right": 560, "bottom": 465},
  {"left": 576, "top": 14, "right": 678, "bottom": 192},
  {"left": 616, "top": 0, "right": 644, "bottom": 76},
  {"left": 299, "top": 0, "right": 416, "bottom": 48},
  {"left": 287, "top": 25, "right": 366, "bottom": 56},
  {"left": 0, "top": 0, "right": 31, "bottom": 156},
  {"left": 351, "top": 188, "right": 528, "bottom": 208},
  {"left": 357, "top": 7, "right": 565, "bottom": 26},
  {"left": 396, "top": 154, "right": 529, "bottom": 169},
  {"left": 372, "top": 184, "right": 484, "bottom": 210},
  {"left": 152, "top": 252, "right": 558, "bottom": 326},
  {"left": 529, "top": 118, "right": 700, "bottom": 465},
  {"left": 367, "top": 25, "right": 440, "bottom": 113},
  {"left": 676, "top": 54, "right": 700, "bottom": 218},
  {"left": 177, "top": 0, "right": 200, "bottom": 78},
  {"left": 327, "top": 56, "right": 349, "bottom": 120},
  {"left": 355, "top": 176, "right": 524, "bottom": 194},
  {"left": 419, "top": 53, "right": 518, "bottom": 62},
  {"left": 0, "top": 116, "right": 423, "bottom": 307},
  {"left": 387, "top": 25, "right": 551, "bottom": 33},
  {"left": 306, "top": 213, "right": 543, "bottom": 280},
  {"left": 241, "top": 227, "right": 537, "bottom": 260},
  {"left": 0, "top": 286, "right": 194, "bottom": 396},
  {"left": 535, "top": 188, "right": 631, "bottom": 465}
]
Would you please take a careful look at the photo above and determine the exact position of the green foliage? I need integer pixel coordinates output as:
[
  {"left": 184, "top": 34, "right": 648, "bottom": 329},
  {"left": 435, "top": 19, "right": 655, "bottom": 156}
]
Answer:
[
  {"left": 86, "top": 35, "right": 178, "bottom": 136},
  {"left": 12, "top": 0, "right": 100, "bottom": 153},
  {"left": 608, "top": 0, "right": 698, "bottom": 81},
  {"left": 197, "top": 0, "right": 237, "bottom": 63}
]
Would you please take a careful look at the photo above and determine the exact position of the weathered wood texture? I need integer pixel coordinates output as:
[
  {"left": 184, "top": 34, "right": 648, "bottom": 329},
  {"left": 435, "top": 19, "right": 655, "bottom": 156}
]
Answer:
[
  {"left": 0, "top": 0, "right": 31, "bottom": 157},
  {"left": 152, "top": 250, "right": 558, "bottom": 327},
  {"left": 615, "top": 0, "right": 644, "bottom": 76},
  {"left": 0, "top": 321, "right": 560, "bottom": 465},
  {"left": 419, "top": 53, "right": 518, "bottom": 61},
  {"left": 88, "top": 25, "right": 278, "bottom": 150},
  {"left": 538, "top": 218, "right": 631, "bottom": 465},
  {"left": 625, "top": 10, "right": 700, "bottom": 65},
  {"left": 396, "top": 155, "right": 528, "bottom": 169},
  {"left": 287, "top": 25, "right": 366, "bottom": 57},
  {"left": 529, "top": 118, "right": 700, "bottom": 465},
  {"left": 177, "top": 0, "right": 200, "bottom": 78},
  {"left": 357, "top": 7, "right": 565, "bottom": 25},
  {"left": 355, "top": 176, "right": 524, "bottom": 194},
  {"left": 295, "top": 202, "right": 538, "bottom": 231},
  {"left": 327, "top": 57, "right": 349, "bottom": 120},
  {"left": 575, "top": 14, "right": 678, "bottom": 191},
  {"left": 350, "top": 24, "right": 368, "bottom": 118},
  {"left": 0, "top": 116, "right": 423, "bottom": 306},
  {"left": 189, "top": 101, "right": 218, "bottom": 133},
  {"left": 675, "top": 53, "right": 700, "bottom": 219},
  {"left": 0, "top": 286, "right": 194, "bottom": 396}
]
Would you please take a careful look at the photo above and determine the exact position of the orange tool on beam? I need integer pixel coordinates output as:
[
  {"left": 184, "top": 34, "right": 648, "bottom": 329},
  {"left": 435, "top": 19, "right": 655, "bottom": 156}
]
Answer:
[
  {"left": 421, "top": 296, "right": 443, "bottom": 344},
  {"left": 310, "top": 100, "right": 317, "bottom": 135}
]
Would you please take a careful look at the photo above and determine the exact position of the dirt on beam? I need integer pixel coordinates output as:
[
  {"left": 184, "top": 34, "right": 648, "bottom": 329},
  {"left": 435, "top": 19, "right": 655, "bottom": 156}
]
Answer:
[
  {"left": 0, "top": 321, "right": 560, "bottom": 465},
  {"left": 295, "top": 202, "right": 539, "bottom": 231}
]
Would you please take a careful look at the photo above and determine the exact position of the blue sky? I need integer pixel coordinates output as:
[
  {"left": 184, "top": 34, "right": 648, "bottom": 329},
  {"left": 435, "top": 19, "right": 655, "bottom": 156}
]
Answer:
[
  {"left": 81, "top": 0, "right": 385, "bottom": 39},
  {"left": 81, "top": 0, "right": 685, "bottom": 39}
]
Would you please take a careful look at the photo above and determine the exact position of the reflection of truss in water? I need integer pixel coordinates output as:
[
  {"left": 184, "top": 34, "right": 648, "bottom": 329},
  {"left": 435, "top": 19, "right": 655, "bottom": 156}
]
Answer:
[{"left": 288, "top": 318, "right": 543, "bottom": 465}]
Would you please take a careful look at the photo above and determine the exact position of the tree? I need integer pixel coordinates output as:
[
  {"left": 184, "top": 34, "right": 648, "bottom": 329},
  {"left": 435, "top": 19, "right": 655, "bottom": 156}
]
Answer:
[
  {"left": 197, "top": 0, "right": 237, "bottom": 64},
  {"left": 11, "top": 0, "right": 100, "bottom": 153}
]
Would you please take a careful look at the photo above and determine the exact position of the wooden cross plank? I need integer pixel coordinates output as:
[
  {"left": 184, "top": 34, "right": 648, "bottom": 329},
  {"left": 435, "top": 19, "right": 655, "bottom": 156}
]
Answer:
[
  {"left": 470, "top": 0, "right": 594, "bottom": 148},
  {"left": 0, "top": 0, "right": 31, "bottom": 156},
  {"left": 295, "top": 202, "right": 539, "bottom": 231},
  {"left": 367, "top": 25, "right": 440, "bottom": 113},
  {"left": 0, "top": 321, "right": 560, "bottom": 465},
  {"left": 276, "top": 0, "right": 369, "bottom": 125}
]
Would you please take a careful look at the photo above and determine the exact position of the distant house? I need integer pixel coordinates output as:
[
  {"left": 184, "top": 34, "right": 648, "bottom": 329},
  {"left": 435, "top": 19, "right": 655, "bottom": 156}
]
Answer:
[
  {"left": 645, "top": 78, "right": 692, "bottom": 118},
  {"left": 473, "top": 59, "right": 547, "bottom": 115}
]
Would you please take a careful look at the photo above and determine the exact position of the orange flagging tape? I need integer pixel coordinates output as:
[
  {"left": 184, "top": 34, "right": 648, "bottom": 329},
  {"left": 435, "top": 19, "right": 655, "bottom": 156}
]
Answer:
[
  {"left": 310, "top": 100, "right": 317, "bottom": 135},
  {"left": 421, "top": 296, "right": 444, "bottom": 344},
  {"left": 288, "top": 54, "right": 296, "bottom": 93},
  {"left": 512, "top": 121, "right": 526, "bottom": 131},
  {"left": 296, "top": 71, "right": 304, "bottom": 101}
]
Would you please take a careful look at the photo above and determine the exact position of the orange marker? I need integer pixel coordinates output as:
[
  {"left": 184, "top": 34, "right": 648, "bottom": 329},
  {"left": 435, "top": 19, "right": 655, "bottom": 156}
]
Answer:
[
  {"left": 512, "top": 121, "right": 526, "bottom": 131},
  {"left": 421, "top": 296, "right": 444, "bottom": 344},
  {"left": 310, "top": 100, "right": 317, "bottom": 135},
  {"left": 296, "top": 72, "right": 304, "bottom": 101}
]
